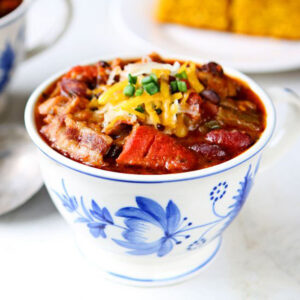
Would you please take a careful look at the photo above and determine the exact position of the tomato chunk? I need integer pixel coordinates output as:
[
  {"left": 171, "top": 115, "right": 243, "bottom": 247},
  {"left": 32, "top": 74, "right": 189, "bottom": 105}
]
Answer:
[
  {"left": 117, "top": 126, "right": 197, "bottom": 171},
  {"left": 65, "top": 65, "right": 99, "bottom": 82},
  {"left": 205, "top": 129, "right": 252, "bottom": 153}
]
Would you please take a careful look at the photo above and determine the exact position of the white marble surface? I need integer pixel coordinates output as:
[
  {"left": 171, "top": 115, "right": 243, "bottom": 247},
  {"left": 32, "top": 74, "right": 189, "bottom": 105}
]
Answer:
[{"left": 0, "top": 0, "right": 299, "bottom": 299}]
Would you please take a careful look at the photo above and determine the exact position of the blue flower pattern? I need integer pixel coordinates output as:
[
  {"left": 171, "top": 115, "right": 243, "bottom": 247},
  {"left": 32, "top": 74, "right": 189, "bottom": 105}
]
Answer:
[
  {"left": 113, "top": 197, "right": 192, "bottom": 257},
  {"left": 53, "top": 163, "right": 258, "bottom": 257},
  {"left": 187, "top": 164, "right": 257, "bottom": 251},
  {"left": 53, "top": 180, "right": 116, "bottom": 238}
]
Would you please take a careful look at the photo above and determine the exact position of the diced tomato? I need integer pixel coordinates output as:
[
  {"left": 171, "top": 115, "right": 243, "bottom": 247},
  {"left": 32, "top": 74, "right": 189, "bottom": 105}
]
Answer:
[
  {"left": 117, "top": 126, "right": 197, "bottom": 172},
  {"left": 205, "top": 129, "right": 252, "bottom": 153},
  {"left": 64, "top": 65, "right": 99, "bottom": 82},
  {"left": 181, "top": 79, "right": 190, "bottom": 89}
]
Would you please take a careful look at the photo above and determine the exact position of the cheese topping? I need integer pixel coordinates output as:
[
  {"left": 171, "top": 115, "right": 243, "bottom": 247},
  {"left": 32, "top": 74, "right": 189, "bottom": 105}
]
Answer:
[{"left": 93, "top": 61, "right": 204, "bottom": 137}]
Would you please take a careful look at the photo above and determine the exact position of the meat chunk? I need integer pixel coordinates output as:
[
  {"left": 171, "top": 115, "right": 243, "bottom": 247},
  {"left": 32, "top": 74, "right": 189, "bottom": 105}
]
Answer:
[
  {"left": 41, "top": 115, "right": 112, "bottom": 167},
  {"left": 198, "top": 62, "right": 239, "bottom": 99},
  {"left": 38, "top": 96, "right": 89, "bottom": 116},
  {"left": 186, "top": 92, "right": 203, "bottom": 120},
  {"left": 38, "top": 96, "right": 69, "bottom": 115},
  {"left": 64, "top": 116, "right": 112, "bottom": 152},
  {"left": 205, "top": 129, "right": 252, "bottom": 153},
  {"left": 117, "top": 126, "right": 197, "bottom": 172}
]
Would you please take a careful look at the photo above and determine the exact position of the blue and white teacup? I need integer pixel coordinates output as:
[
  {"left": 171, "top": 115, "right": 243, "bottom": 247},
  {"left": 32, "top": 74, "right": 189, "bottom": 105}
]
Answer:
[
  {"left": 24, "top": 54, "right": 300, "bottom": 286},
  {"left": 0, "top": 0, "right": 72, "bottom": 112}
]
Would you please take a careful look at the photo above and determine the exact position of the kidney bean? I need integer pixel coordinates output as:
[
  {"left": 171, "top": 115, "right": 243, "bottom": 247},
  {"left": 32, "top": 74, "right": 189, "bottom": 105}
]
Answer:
[
  {"left": 189, "top": 143, "right": 227, "bottom": 159},
  {"left": 61, "top": 78, "right": 88, "bottom": 98},
  {"left": 201, "top": 62, "right": 224, "bottom": 76},
  {"left": 205, "top": 129, "right": 252, "bottom": 153},
  {"left": 200, "top": 89, "right": 220, "bottom": 104}
]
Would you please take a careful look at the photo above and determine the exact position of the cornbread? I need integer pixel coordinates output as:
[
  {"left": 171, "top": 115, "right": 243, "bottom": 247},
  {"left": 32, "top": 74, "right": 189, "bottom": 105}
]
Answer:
[
  {"left": 232, "top": 0, "right": 300, "bottom": 39},
  {"left": 155, "top": 0, "right": 230, "bottom": 31},
  {"left": 155, "top": 0, "right": 300, "bottom": 39}
]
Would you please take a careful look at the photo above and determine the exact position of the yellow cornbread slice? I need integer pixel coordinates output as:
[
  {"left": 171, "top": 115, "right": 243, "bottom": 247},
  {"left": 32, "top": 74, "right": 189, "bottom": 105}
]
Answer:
[
  {"left": 155, "top": 0, "right": 230, "bottom": 31},
  {"left": 231, "top": 0, "right": 300, "bottom": 39}
]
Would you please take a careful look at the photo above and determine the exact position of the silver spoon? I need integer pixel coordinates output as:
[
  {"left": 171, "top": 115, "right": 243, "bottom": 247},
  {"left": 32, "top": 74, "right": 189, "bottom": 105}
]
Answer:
[{"left": 0, "top": 124, "right": 43, "bottom": 215}]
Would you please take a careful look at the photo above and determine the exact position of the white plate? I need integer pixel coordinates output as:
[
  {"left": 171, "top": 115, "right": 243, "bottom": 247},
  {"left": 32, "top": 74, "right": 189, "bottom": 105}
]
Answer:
[{"left": 110, "top": 0, "right": 300, "bottom": 73}]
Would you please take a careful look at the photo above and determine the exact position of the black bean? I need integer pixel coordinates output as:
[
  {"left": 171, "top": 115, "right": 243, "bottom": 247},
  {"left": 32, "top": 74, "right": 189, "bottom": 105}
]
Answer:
[
  {"left": 168, "top": 75, "right": 176, "bottom": 82},
  {"left": 105, "top": 145, "right": 122, "bottom": 159},
  {"left": 98, "top": 60, "right": 110, "bottom": 68},
  {"left": 200, "top": 89, "right": 220, "bottom": 104},
  {"left": 157, "top": 124, "right": 165, "bottom": 131}
]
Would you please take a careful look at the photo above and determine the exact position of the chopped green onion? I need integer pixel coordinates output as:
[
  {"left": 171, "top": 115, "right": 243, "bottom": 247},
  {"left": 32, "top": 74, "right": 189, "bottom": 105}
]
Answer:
[
  {"left": 128, "top": 73, "right": 137, "bottom": 84},
  {"left": 177, "top": 81, "right": 187, "bottom": 92},
  {"left": 175, "top": 71, "right": 188, "bottom": 80},
  {"left": 141, "top": 73, "right": 158, "bottom": 85},
  {"left": 135, "top": 104, "right": 145, "bottom": 113},
  {"left": 144, "top": 82, "right": 159, "bottom": 95},
  {"left": 150, "top": 73, "right": 158, "bottom": 83},
  {"left": 170, "top": 80, "right": 178, "bottom": 93},
  {"left": 155, "top": 108, "right": 162, "bottom": 115},
  {"left": 142, "top": 76, "right": 153, "bottom": 85},
  {"left": 205, "top": 120, "right": 221, "bottom": 130},
  {"left": 135, "top": 87, "right": 144, "bottom": 97},
  {"left": 123, "top": 84, "right": 135, "bottom": 97}
]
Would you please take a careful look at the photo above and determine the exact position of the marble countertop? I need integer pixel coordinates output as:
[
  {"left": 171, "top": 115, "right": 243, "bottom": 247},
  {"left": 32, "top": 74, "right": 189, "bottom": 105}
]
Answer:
[{"left": 0, "top": 0, "right": 299, "bottom": 299}]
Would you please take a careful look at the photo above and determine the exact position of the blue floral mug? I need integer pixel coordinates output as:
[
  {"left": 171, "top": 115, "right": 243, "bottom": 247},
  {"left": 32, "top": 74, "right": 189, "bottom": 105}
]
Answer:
[
  {"left": 24, "top": 54, "right": 300, "bottom": 286},
  {"left": 0, "top": 0, "right": 73, "bottom": 112}
]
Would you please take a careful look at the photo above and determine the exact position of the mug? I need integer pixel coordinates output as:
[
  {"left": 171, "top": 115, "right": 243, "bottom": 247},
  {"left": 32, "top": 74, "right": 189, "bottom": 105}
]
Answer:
[
  {"left": 24, "top": 54, "right": 300, "bottom": 286},
  {"left": 0, "top": 0, "right": 73, "bottom": 112}
]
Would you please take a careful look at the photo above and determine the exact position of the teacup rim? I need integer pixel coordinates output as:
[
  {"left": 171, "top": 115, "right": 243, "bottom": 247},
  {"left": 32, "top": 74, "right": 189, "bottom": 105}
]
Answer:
[
  {"left": 0, "top": 0, "right": 30, "bottom": 28},
  {"left": 24, "top": 53, "right": 276, "bottom": 183}
]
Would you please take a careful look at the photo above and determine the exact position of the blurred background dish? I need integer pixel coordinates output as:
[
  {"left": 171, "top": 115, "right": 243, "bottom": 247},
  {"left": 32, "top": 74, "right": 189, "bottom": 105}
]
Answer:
[
  {"left": 0, "top": 124, "right": 42, "bottom": 215},
  {"left": 0, "top": 0, "right": 73, "bottom": 215},
  {"left": 155, "top": 0, "right": 300, "bottom": 40},
  {"left": 110, "top": 0, "right": 300, "bottom": 73}
]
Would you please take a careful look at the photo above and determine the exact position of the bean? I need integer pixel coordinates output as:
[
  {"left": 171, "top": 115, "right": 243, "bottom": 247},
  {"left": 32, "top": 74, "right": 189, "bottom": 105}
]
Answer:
[
  {"left": 157, "top": 124, "right": 165, "bottom": 131},
  {"left": 98, "top": 60, "right": 110, "bottom": 68},
  {"left": 201, "top": 62, "right": 223, "bottom": 76},
  {"left": 200, "top": 89, "right": 220, "bottom": 104}
]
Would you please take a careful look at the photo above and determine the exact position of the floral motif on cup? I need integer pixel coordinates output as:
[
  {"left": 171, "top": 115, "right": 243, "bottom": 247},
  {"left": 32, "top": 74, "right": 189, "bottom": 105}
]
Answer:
[{"left": 53, "top": 163, "right": 258, "bottom": 257}]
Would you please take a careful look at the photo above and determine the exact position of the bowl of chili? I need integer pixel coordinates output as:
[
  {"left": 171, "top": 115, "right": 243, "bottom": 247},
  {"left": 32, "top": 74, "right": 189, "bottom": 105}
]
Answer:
[{"left": 24, "top": 53, "right": 300, "bottom": 286}]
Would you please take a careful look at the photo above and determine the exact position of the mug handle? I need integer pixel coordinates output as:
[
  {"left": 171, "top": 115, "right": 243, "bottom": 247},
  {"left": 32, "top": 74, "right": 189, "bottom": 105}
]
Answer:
[
  {"left": 260, "top": 87, "right": 300, "bottom": 171},
  {"left": 25, "top": 0, "right": 73, "bottom": 59}
]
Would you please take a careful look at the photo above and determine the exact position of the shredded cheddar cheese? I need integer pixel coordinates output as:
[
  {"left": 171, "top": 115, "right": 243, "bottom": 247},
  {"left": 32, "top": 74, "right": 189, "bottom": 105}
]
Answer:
[
  {"left": 184, "top": 62, "right": 204, "bottom": 93},
  {"left": 98, "top": 80, "right": 128, "bottom": 105},
  {"left": 94, "top": 62, "right": 204, "bottom": 137}
]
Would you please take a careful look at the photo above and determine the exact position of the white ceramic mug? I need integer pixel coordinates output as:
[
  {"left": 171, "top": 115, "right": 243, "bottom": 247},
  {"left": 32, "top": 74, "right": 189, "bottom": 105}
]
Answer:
[
  {"left": 24, "top": 54, "right": 300, "bottom": 286},
  {"left": 0, "top": 0, "right": 73, "bottom": 112}
]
